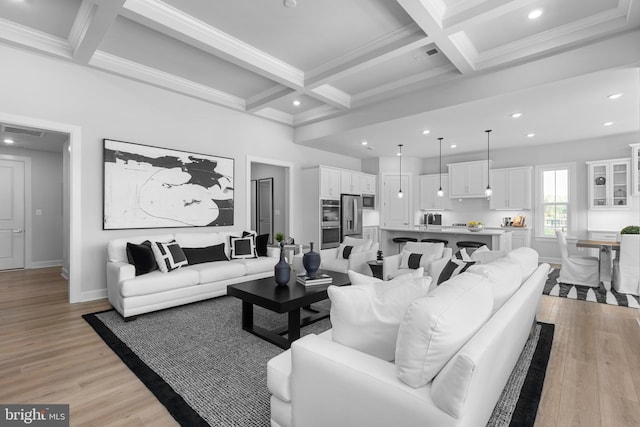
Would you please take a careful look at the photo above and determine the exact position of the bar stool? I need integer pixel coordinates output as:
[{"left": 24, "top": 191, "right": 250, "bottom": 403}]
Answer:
[
  {"left": 421, "top": 238, "right": 448, "bottom": 246},
  {"left": 392, "top": 237, "right": 417, "bottom": 253},
  {"left": 457, "top": 241, "right": 485, "bottom": 254}
]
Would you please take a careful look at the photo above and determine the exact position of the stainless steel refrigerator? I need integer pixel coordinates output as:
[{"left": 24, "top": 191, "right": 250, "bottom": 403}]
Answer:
[{"left": 340, "top": 194, "right": 363, "bottom": 241}]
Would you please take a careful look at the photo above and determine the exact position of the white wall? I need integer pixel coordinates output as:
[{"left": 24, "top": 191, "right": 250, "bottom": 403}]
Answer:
[
  {"left": 251, "top": 163, "right": 286, "bottom": 241},
  {"left": 62, "top": 139, "right": 70, "bottom": 277},
  {"left": 0, "top": 44, "right": 360, "bottom": 301},
  {"left": 0, "top": 146, "right": 63, "bottom": 267}
]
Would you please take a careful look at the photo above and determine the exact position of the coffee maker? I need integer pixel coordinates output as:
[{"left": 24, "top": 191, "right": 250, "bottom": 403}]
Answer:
[{"left": 425, "top": 213, "right": 442, "bottom": 226}]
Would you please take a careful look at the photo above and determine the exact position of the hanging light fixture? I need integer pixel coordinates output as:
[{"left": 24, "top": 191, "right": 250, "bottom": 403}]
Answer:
[
  {"left": 437, "top": 137, "right": 444, "bottom": 197},
  {"left": 397, "top": 144, "right": 403, "bottom": 198},
  {"left": 484, "top": 129, "right": 493, "bottom": 197}
]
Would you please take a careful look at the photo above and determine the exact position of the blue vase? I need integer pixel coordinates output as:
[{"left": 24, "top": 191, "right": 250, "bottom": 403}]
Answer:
[
  {"left": 274, "top": 242, "right": 291, "bottom": 286},
  {"left": 302, "top": 242, "right": 321, "bottom": 279}
]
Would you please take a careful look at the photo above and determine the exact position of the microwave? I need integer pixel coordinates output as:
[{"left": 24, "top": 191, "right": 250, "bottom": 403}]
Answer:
[{"left": 362, "top": 194, "right": 375, "bottom": 209}]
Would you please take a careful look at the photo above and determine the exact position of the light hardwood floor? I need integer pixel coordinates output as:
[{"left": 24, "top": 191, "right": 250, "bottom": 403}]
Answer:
[{"left": 1, "top": 267, "right": 639, "bottom": 426}]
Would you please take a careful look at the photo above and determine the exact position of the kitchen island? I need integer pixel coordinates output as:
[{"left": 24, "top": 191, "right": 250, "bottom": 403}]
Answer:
[{"left": 380, "top": 226, "right": 512, "bottom": 255}]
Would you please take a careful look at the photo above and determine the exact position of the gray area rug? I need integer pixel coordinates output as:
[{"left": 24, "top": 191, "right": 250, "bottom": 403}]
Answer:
[{"left": 84, "top": 296, "right": 552, "bottom": 427}]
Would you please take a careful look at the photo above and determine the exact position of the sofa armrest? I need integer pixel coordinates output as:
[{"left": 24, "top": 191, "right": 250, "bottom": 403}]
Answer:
[
  {"left": 290, "top": 334, "right": 452, "bottom": 427},
  {"left": 382, "top": 254, "right": 401, "bottom": 280},
  {"left": 106, "top": 261, "right": 135, "bottom": 309}
]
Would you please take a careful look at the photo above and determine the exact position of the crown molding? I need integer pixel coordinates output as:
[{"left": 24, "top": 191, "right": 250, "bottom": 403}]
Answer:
[
  {"left": 90, "top": 50, "right": 246, "bottom": 110},
  {"left": 123, "top": 0, "right": 304, "bottom": 88},
  {"left": 0, "top": 18, "right": 72, "bottom": 59},
  {"left": 310, "top": 85, "right": 351, "bottom": 109},
  {"left": 68, "top": 0, "right": 95, "bottom": 51},
  {"left": 293, "top": 105, "right": 339, "bottom": 126},
  {"left": 253, "top": 108, "right": 293, "bottom": 125}
]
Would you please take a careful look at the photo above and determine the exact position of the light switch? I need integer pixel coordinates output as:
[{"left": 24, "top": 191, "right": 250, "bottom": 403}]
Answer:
[{"left": 35, "top": 209, "right": 42, "bottom": 216}]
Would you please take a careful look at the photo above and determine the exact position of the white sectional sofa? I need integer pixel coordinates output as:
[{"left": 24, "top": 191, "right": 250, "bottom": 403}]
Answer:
[
  {"left": 106, "top": 231, "right": 279, "bottom": 319},
  {"left": 267, "top": 247, "right": 549, "bottom": 427}
]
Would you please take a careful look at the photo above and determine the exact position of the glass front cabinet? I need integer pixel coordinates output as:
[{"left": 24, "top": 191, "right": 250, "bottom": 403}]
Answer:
[
  {"left": 631, "top": 143, "right": 640, "bottom": 196},
  {"left": 586, "top": 158, "right": 631, "bottom": 209}
]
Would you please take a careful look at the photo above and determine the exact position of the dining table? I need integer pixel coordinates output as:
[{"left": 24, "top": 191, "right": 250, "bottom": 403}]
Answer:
[{"left": 576, "top": 239, "right": 620, "bottom": 287}]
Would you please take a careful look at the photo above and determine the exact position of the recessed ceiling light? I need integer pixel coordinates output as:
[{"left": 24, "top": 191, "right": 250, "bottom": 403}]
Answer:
[
  {"left": 511, "top": 113, "right": 522, "bottom": 118},
  {"left": 422, "top": 129, "right": 430, "bottom": 135},
  {"left": 396, "top": 151, "right": 402, "bottom": 156},
  {"left": 4, "top": 138, "right": 14, "bottom": 144},
  {"left": 528, "top": 9, "right": 543, "bottom": 19},
  {"left": 608, "top": 93, "right": 623, "bottom": 100},
  {"left": 450, "top": 144, "right": 457, "bottom": 148},
  {"left": 603, "top": 121, "right": 614, "bottom": 126},
  {"left": 361, "top": 140, "right": 368, "bottom": 146},
  {"left": 526, "top": 133, "right": 535, "bottom": 138},
  {"left": 292, "top": 99, "right": 301, "bottom": 107}
]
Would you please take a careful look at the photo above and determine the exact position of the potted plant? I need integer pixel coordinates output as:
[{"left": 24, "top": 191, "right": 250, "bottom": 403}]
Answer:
[
  {"left": 620, "top": 225, "right": 639, "bottom": 234},
  {"left": 275, "top": 233, "right": 285, "bottom": 243}
]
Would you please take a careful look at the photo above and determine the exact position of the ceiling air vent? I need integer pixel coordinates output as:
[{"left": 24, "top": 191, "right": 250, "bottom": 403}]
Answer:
[
  {"left": 426, "top": 48, "right": 438, "bottom": 56},
  {"left": 2, "top": 125, "right": 45, "bottom": 137}
]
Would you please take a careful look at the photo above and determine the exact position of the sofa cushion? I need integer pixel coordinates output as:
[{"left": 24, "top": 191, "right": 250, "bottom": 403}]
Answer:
[
  {"left": 189, "top": 260, "right": 246, "bottom": 283},
  {"left": 321, "top": 256, "right": 349, "bottom": 274},
  {"left": 182, "top": 243, "right": 229, "bottom": 265},
  {"left": 504, "top": 247, "right": 539, "bottom": 279},
  {"left": 152, "top": 241, "right": 188, "bottom": 273},
  {"left": 403, "top": 242, "right": 445, "bottom": 262},
  {"left": 108, "top": 234, "right": 174, "bottom": 263},
  {"left": 470, "top": 247, "right": 506, "bottom": 264},
  {"left": 120, "top": 268, "right": 199, "bottom": 297},
  {"left": 395, "top": 272, "right": 493, "bottom": 388},
  {"left": 328, "top": 275, "right": 432, "bottom": 361},
  {"left": 467, "top": 260, "right": 523, "bottom": 311},
  {"left": 126, "top": 240, "right": 158, "bottom": 276},
  {"left": 174, "top": 231, "right": 234, "bottom": 257},
  {"left": 437, "top": 258, "right": 476, "bottom": 285},
  {"left": 348, "top": 268, "right": 424, "bottom": 286},
  {"left": 238, "top": 256, "right": 279, "bottom": 275},
  {"left": 343, "top": 236, "right": 373, "bottom": 251}
]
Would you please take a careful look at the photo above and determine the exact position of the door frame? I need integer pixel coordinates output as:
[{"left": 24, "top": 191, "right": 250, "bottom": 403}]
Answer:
[
  {"left": 0, "top": 111, "right": 82, "bottom": 303},
  {"left": 0, "top": 155, "right": 31, "bottom": 269},
  {"left": 246, "top": 156, "right": 294, "bottom": 240}
]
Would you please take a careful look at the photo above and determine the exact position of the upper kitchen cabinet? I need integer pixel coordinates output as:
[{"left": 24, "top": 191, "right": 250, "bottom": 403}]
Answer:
[
  {"left": 631, "top": 143, "right": 640, "bottom": 196},
  {"left": 320, "top": 167, "right": 341, "bottom": 199},
  {"left": 420, "top": 173, "right": 451, "bottom": 210},
  {"left": 448, "top": 160, "right": 489, "bottom": 198},
  {"left": 586, "top": 158, "right": 631, "bottom": 209},
  {"left": 489, "top": 167, "right": 532, "bottom": 210},
  {"left": 341, "top": 171, "right": 361, "bottom": 195},
  {"left": 361, "top": 173, "right": 376, "bottom": 194}
]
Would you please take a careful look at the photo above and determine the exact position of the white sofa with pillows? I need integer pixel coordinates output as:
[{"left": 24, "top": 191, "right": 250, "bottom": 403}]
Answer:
[
  {"left": 106, "top": 230, "right": 279, "bottom": 319},
  {"left": 267, "top": 247, "right": 549, "bottom": 427},
  {"left": 382, "top": 241, "right": 453, "bottom": 281}
]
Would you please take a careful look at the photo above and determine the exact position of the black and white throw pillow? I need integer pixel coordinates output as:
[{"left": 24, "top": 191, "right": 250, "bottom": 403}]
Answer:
[
  {"left": 182, "top": 243, "right": 229, "bottom": 265},
  {"left": 126, "top": 240, "right": 158, "bottom": 276},
  {"left": 338, "top": 245, "right": 354, "bottom": 259},
  {"left": 152, "top": 240, "right": 188, "bottom": 273},
  {"left": 229, "top": 234, "right": 257, "bottom": 259},
  {"left": 437, "top": 258, "right": 476, "bottom": 285},
  {"left": 255, "top": 234, "right": 269, "bottom": 257}
]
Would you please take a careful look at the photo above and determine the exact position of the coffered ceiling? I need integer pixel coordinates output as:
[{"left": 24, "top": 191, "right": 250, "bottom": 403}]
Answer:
[{"left": 0, "top": 0, "right": 638, "bottom": 158}]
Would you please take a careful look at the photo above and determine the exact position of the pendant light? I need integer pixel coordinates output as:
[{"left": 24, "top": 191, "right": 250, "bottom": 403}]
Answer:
[
  {"left": 397, "top": 144, "right": 403, "bottom": 198},
  {"left": 484, "top": 129, "right": 493, "bottom": 197},
  {"left": 437, "top": 137, "right": 444, "bottom": 197}
]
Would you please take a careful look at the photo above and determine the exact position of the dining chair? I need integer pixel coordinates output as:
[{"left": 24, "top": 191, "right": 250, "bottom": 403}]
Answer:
[
  {"left": 555, "top": 230, "right": 600, "bottom": 287},
  {"left": 612, "top": 234, "right": 640, "bottom": 296}
]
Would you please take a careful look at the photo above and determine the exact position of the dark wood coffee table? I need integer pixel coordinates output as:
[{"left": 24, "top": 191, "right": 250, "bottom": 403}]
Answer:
[{"left": 227, "top": 269, "right": 349, "bottom": 349}]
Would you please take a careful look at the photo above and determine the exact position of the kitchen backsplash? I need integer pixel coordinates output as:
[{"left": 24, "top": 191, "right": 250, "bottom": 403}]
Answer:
[{"left": 414, "top": 198, "right": 532, "bottom": 228}]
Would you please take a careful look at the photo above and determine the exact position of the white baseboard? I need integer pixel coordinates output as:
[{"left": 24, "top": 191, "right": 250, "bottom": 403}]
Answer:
[
  {"left": 29, "top": 260, "right": 63, "bottom": 269},
  {"left": 74, "top": 288, "right": 107, "bottom": 303},
  {"left": 539, "top": 257, "right": 561, "bottom": 265}
]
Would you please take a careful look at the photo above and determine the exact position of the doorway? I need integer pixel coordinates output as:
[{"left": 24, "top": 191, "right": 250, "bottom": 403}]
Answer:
[
  {"left": 0, "top": 158, "right": 26, "bottom": 269},
  {"left": 246, "top": 156, "right": 294, "bottom": 243}
]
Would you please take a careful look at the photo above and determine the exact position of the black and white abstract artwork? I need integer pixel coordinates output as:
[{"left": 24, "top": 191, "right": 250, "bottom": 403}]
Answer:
[{"left": 103, "top": 139, "right": 234, "bottom": 229}]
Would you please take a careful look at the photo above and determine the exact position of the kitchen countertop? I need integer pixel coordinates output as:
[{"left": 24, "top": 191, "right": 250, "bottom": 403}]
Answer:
[{"left": 380, "top": 226, "right": 509, "bottom": 236}]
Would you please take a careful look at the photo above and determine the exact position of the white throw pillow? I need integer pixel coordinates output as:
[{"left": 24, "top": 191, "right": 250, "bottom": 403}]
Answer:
[
  {"left": 467, "top": 260, "right": 522, "bottom": 311},
  {"left": 151, "top": 240, "right": 188, "bottom": 273},
  {"left": 395, "top": 272, "right": 493, "bottom": 388},
  {"left": 399, "top": 249, "right": 440, "bottom": 270},
  {"left": 328, "top": 275, "right": 432, "bottom": 361},
  {"left": 470, "top": 249, "right": 506, "bottom": 264},
  {"left": 343, "top": 236, "right": 373, "bottom": 251},
  {"left": 348, "top": 268, "right": 424, "bottom": 286},
  {"left": 336, "top": 243, "right": 365, "bottom": 259},
  {"left": 403, "top": 242, "right": 444, "bottom": 260},
  {"left": 504, "top": 247, "right": 539, "bottom": 279}
]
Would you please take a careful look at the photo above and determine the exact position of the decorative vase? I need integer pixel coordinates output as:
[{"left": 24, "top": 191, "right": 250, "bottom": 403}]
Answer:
[
  {"left": 274, "top": 242, "right": 291, "bottom": 286},
  {"left": 302, "top": 242, "right": 321, "bottom": 279}
]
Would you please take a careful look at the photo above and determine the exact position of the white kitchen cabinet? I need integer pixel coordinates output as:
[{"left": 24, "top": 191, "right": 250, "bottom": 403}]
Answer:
[
  {"left": 631, "top": 143, "right": 640, "bottom": 196},
  {"left": 448, "top": 160, "right": 489, "bottom": 198},
  {"left": 510, "top": 228, "right": 531, "bottom": 249},
  {"left": 341, "top": 171, "right": 361, "bottom": 194},
  {"left": 489, "top": 167, "right": 532, "bottom": 210},
  {"left": 320, "top": 167, "right": 341, "bottom": 199},
  {"left": 586, "top": 158, "right": 630, "bottom": 209},
  {"left": 361, "top": 173, "right": 376, "bottom": 194},
  {"left": 419, "top": 173, "right": 451, "bottom": 210}
]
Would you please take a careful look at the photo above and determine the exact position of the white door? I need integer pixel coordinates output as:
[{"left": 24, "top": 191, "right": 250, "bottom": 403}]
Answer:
[
  {"left": 382, "top": 174, "right": 410, "bottom": 228},
  {"left": 0, "top": 159, "right": 25, "bottom": 270}
]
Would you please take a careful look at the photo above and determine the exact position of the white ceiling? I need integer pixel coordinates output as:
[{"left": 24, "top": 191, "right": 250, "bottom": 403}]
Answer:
[
  {"left": 0, "top": 123, "right": 68, "bottom": 152},
  {"left": 0, "top": 0, "right": 638, "bottom": 158}
]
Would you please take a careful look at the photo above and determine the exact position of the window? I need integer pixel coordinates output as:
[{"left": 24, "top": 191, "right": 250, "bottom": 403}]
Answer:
[{"left": 535, "top": 163, "right": 576, "bottom": 238}]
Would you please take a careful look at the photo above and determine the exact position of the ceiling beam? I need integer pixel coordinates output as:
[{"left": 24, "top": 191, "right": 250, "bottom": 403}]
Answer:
[
  {"left": 70, "top": 0, "right": 126, "bottom": 64},
  {"left": 121, "top": 0, "right": 304, "bottom": 89},
  {"left": 246, "top": 86, "right": 295, "bottom": 113},
  {"left": 0, "top": 18, "right": 72, "bottom": 59},
  {"left": 397, "top": 0, "right": 475, "bottom": 74}
]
